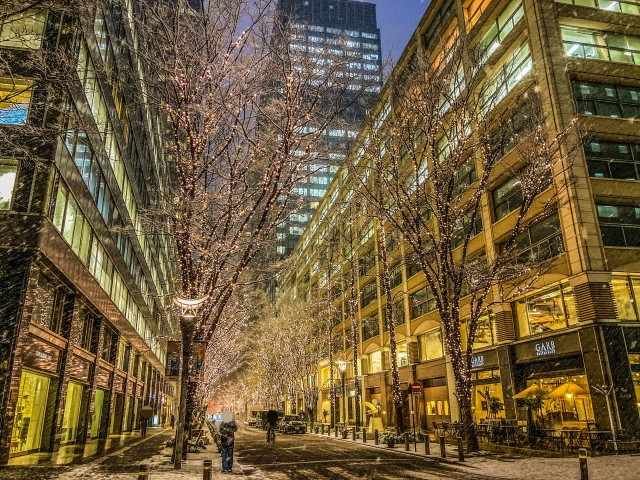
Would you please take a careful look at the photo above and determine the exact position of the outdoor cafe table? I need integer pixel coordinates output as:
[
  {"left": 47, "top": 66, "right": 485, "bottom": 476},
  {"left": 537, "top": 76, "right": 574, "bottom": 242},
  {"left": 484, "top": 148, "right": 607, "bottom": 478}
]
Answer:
[{"left": 498, "top": 424, "right": 521, "bottom": 446}]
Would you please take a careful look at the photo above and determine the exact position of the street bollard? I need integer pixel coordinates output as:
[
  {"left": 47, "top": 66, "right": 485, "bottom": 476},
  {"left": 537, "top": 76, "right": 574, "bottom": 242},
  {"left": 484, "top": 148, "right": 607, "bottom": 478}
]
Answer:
[
  {"left": 457, "top": 437, "right": 464, "bottom": 462},
  {"left": 203, "top": 460, "right": 212, "bottom": 480},
  {"left": 138, "top": 464, "right": 149, "bottom": 480},
  {"left": 352, "top": 427, "right": 356, "bottom": 441},
  {"left": 424, "top": 433, "right": 430, "bottom": 455},
  {"left": 375, "top": 430, "right": 379, "bottom": 445},
  {"left": 321, "top": 424, "right": 324, "bottom": 435},
  {"left": 405, "top": 433, "right": 410, "bottom": 451},
  {"left": 363, "top": 429, "right": 367, "bottom": 443},
  {"left": 335, "top": 426, "right": 338, "bottom": 438},
  {"left": 440, "top": 435, "right": 446, "bottom": 458},
  {"left": 579, "top": 448, "right": 589, "bottom": 480}
]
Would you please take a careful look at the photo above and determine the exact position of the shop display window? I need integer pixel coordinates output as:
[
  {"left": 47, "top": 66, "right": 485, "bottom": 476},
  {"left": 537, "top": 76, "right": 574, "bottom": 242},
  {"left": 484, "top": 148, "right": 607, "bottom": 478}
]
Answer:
[
  {"left": 473, "top": 315, "right": 494, "bottom": 349},
  {"left": 472, "top": 382, "right": 505, "bottom": 422},
  {"left": 426, "top": 400, "right": 450, "bottom": 415},
  {"left": 0, "top": 79, "right": 32, "bottom": 125},
  {"left": 61, "top": 382, "right": 84, "bottom": 444},
  {"left": 10, "top": 371, "right": 50, "bottom": 454},
  {"left": 513, "top": 283, "right": 577, "bottom": 337},
  {"left": 90, "top": 389, "right": 106, "bottom": 439},
  {"left": 418, "top": 328, "right": 444, "bottom": 362},
  {"left": 526, "top": 375, "right": 594, "bottom": 427},
  {"left": 612, "top": 276, "right": 640, "bottom": 320}
]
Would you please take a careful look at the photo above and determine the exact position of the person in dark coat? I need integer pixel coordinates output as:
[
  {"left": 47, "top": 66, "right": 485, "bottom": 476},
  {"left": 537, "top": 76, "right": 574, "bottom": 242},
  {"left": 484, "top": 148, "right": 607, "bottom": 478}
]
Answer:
[
  {"left": 218, "top": 411, "right": 238, "bottom": 474},
  {"left": 170, "top": 414, "right": 175, "bottom": 428},
  {"left": 139, "top": 417, "right": 148, "bottom": 438}
]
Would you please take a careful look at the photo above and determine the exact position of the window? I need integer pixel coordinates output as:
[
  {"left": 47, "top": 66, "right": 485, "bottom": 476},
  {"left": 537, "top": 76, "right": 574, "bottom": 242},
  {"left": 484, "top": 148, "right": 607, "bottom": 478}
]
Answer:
[
  {"left": 597, "top": 204, "right": 640, "bottom": 246},
  {"left": 407, "top": 262, "right": 422, "bottom": 278},
  {"left": 0, "top": 79, "right": 32, "bottom": 125},
  {"left": 478, "top": 0, "right": 524, "bottom": 60},
  {"left": 510, "top": 213, "right": 564, "bottom": 263},
  {"left": 561, "top": 26, "right": 640, "bottom": 65},
  {"left": 423, "top": 0, "right": 455, "bottom": 51},
  {"left": 390, "top": 264, "right": 403, "bottom": 289},
  {"left": 362, "top": 317, "right": 380, "bottom": 341},
  {"left": 361, "top": 283, "right": 378, "bottom": 308},
  {"left": 397, "top": 343, "right": 409, "bottom": 367},
  {"left": 418, "top": 328, "right": 444, "bottom": 361},
  {"left": 556, "top": 0, "right": 640, "bottom": 15},
  {"left": 493, "top": 176, "right": 523, "bottom": 221},
  {"left": 452, "top": 213, "right": 483, "bottom": 248},
  {"left": 470, "top": 315, "right": 494, "bottom": 349},
  {"left": 360, "top": 221, "right": 374, "bottom": 245},
  {"left": 573, "top": 81, "right": 640, "bottom": 119},
  {"left": 0, "top": 161, "right": 18, "bottom": 210},
  {"left": 359, "top": 250, "right": 376, "bottom": 276},
  {"left": 514, "top": 283, "right": 578, "bottom": 337},
  {"left": 453, "top": 160, "right": 477, "bottom": 195},
  {"left": 585, "top": 141, "right": 640, "bottom": 180},
  {"left": 483, "top": 42, "right": 532, "bottom": 109},
  {"left": 612, "top": 276, "right": 640, "bottom": 320},
  {"left": 386, "top": 234, "right": 399, "bottom": 253},
  {"left": 392, "top": 300, "right": 406, "bottom": 326},
  {"left": 50, "top": 179, "right": 92, "bottom": 265},
  {"left": 411, "top": 287, "right": 436, "bottom": 319},
  {"left": 369, "top": 350, "right": 382, "bottom": 373},
  {"left": 0, "top": 9, "right": 46, "bottom": 49},
  {"left": 491, "top": 99, "right": 540, "bottom": 158},
  {"left": 465, "top": 0, "right": 491, "bottom": 29}
]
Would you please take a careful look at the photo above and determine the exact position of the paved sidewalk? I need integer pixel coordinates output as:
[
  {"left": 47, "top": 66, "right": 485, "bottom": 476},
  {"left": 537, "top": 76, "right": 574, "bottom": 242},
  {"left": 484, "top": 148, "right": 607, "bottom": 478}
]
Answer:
[{"left": 308, "top": 431, "right": 640, "bottom": 480}]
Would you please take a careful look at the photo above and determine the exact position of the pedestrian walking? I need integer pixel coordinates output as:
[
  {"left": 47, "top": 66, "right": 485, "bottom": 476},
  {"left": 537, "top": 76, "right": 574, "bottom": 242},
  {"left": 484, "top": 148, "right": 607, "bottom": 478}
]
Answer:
[
  {"left": 218, "top": 411, "right": 238, "bottom": 474},
  {"left": 139, "top": 417, "right": 148, "bottom": 438},
  {"left": 170, "top": 413, "right": 175, "bottom": 428}
]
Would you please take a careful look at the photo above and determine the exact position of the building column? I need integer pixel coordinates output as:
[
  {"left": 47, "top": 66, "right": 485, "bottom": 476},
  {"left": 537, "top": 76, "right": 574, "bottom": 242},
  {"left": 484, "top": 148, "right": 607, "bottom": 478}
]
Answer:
[
  {"left": 0, "top": 254, "right": 36, "bottom": 464},
  {"left": 83, "top": 318, "right": 106, "bottom": 442}
]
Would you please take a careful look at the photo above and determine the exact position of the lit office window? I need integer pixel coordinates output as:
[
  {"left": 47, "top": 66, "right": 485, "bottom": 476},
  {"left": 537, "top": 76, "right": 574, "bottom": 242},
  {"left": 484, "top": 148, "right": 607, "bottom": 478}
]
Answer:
[
  {"left": 0, "top": 80, "right": 32, "bottom": 125},
  {"left": 0, "top": 161, "right": 18, "bottom": 210},
  {"left": 556, "top": 0, "right": 640, "bottom": 16},
  {"left": 562, "top": 26, "right": 640, "bottom": 65},
  {"left": 0, "top": 9, "right": 46, "bottom": 49}
]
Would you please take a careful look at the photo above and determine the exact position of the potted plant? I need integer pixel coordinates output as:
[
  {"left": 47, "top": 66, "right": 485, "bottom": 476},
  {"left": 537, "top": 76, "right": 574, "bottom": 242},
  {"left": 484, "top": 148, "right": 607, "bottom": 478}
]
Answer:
[{"left": 488, "top": 396, "right": 505, "bottom": 419}]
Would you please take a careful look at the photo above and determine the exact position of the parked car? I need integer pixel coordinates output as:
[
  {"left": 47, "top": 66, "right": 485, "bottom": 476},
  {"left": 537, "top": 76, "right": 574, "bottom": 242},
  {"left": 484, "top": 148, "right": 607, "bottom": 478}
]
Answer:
[
  {"left": 248, "top": 410, "right": 262, "bottom": 427},
  {"left": 279, "top": 414, "right": 306, "bottom": 434}
]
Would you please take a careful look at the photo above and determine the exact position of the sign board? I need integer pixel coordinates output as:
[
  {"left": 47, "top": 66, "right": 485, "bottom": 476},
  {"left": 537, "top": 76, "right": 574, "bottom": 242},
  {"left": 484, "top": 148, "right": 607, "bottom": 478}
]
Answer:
[
  {"left": 410, "top": 381, "right": 422, "bottom": 395},
  {"left": 165, "top": 341, "right": 181, "bottom": 378}
]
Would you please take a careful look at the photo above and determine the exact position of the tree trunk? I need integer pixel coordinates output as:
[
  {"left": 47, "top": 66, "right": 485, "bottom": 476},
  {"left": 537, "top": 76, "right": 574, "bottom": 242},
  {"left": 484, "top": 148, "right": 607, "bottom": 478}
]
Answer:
[
  {"left": 182, "top": 381, "right": 198, "bottom": 461},
  {"left": 460, "top": 402, "right": 479, "bottom": 453},
  {"left": 173, "top": 318, "right": 195, "bottom": 469}
]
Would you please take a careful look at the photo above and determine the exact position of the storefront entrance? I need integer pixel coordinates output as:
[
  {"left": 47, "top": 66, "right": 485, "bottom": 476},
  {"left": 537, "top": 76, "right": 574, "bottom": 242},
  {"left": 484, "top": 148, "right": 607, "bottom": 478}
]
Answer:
[
  {"left": 90, "top": 389, "right": 107, "bottom": 439},
  {"left": 10, "top": 371, "right": 50, "bottom": 454},
  {"left": 61, "top": 382, "right": 84, "bottom": 444}
]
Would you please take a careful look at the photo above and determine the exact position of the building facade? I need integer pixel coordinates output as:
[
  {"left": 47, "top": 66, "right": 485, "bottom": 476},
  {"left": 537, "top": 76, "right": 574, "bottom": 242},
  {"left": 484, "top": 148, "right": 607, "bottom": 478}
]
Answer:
[
  {"left": 0, "top": 1, "right": 176, "bottom": 463},
  {"left": 285, "top": 0, "right": 640, "bottom": 437},
  {"left": 275, "top": 0, "right": 383, "bottom": 256}
]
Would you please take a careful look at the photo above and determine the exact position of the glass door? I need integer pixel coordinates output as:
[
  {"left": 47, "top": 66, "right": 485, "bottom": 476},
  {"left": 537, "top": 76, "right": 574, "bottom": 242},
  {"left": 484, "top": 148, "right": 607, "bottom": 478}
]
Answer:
[{"left": 10, "top": 371, "right": 50, "bottom": 453}]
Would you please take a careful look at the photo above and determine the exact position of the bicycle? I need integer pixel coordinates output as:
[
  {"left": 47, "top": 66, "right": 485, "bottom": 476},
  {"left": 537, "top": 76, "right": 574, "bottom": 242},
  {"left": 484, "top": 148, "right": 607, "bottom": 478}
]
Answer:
[{"left": 266, "top": 423, "right": 276, "bottom": 444}]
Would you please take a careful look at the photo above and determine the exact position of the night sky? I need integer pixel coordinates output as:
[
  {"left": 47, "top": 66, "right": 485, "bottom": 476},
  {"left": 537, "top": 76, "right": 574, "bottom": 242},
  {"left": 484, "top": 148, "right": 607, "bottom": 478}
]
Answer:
[{"left": 369, "top": 0, "right": 431, "bottom": 64}]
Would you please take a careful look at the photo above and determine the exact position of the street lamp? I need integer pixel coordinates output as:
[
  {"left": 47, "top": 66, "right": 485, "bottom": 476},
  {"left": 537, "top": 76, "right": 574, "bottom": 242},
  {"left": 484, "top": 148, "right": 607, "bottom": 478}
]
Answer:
[
  {"left": 339, "top": 361, "right": 347, "bottom": 424},
  {"left": 172, "top": 295, "right": 208, "bottom": 470}
]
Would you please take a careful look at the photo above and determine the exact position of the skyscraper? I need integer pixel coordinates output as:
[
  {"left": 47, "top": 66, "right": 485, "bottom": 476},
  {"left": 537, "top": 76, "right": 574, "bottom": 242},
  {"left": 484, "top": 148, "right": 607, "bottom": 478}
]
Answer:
[{"left": 275, "top": 0, "right": 382, "bottom": 256}]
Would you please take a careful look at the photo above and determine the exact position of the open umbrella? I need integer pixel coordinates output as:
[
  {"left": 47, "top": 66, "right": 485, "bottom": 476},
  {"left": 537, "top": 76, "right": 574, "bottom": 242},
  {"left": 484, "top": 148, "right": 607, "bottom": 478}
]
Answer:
[
  {"left": 547, "top": 382, "right": 589, "bottom": 398},
  {"left": 513, "top": 384, "right": 547, "bottom": 399}
]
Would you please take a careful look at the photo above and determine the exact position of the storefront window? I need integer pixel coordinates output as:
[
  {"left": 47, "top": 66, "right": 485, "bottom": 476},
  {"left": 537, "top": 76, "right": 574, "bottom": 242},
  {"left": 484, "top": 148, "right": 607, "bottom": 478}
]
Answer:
[
  {"left": 61, "top": 382, "right": 84, "bottom": 444},
  {"left": 612, "top": 276, "right": 639, "bottom": 320},
  {"left": 418, "top": 328, "right": 444, "bottom": 361},
  {"left": 513, "top": 284, "right": 577, "bottom": 337},
  {"left": 473, "top": 315, "right": 494, "bottom": 349},
  {"left": 397, "top": 343, "right": 408, "bottom": 367},
  {"left": 472, "top": 381, "right": 505, "bottom": 422},
  {"left": 369, "top": 350, "right": 382, "bottom": 373},
  {"left": 11, "top": 371, "right": 50, "bottom": 453},
  {"left": 527, "top": 375, "right": 594, "bottom": 427},
  {"left": 426, "top": 400, "right": 450, "bottom": 415},
  {"left": 91, "top": 389, "right": 105, "bottom": 438}
]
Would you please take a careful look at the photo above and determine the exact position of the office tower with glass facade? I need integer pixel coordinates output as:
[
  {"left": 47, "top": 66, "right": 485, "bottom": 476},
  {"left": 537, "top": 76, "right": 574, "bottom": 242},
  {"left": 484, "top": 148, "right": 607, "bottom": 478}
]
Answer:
[
  {"left": 275, "top": 0, "right": 383, "bottom": 256},
  {"left": 0, "top": 1, "right": 176, "bottom": 463}
]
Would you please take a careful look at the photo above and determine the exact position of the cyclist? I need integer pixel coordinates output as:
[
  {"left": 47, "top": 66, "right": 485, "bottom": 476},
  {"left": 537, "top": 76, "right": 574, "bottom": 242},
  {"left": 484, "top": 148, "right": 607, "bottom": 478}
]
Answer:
[{"left": 265, "top": 410, "right": 278, "bottom": 443}]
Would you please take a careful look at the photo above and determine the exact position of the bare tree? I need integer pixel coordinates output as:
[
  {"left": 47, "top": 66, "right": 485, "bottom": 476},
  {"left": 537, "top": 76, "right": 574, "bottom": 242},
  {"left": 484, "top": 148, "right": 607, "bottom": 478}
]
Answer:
[
  {"left": 130, "top": 0, "right": 374, "bottom": 464},
  {"left": 349, "top": 37, "right": 575, "bottom": 450}
]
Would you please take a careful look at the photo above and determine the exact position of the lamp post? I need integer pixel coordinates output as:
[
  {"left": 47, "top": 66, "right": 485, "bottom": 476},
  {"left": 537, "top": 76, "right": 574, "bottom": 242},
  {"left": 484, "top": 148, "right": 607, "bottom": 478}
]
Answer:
[
  {"left": 172, "top": 295, "right": 208, "bottom": 470},
  {"left": 339, "top": 362, "right": 347, "bottom": 424}
]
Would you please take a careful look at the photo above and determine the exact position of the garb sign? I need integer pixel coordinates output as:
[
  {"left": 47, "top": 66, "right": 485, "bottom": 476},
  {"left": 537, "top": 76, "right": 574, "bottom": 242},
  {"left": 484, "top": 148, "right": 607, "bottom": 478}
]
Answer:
[{"left": 536, "top": 341, "right": 556, "bottom": 357}]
